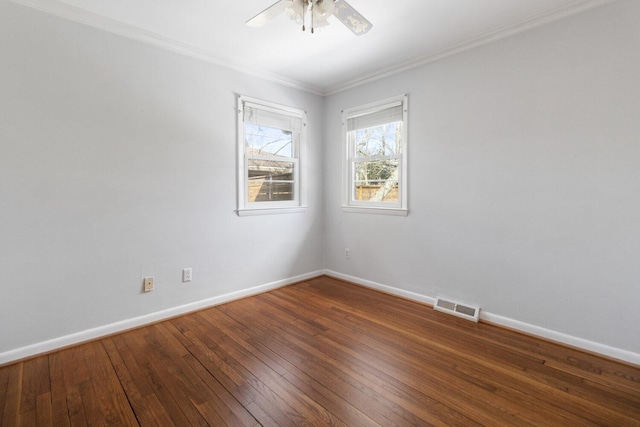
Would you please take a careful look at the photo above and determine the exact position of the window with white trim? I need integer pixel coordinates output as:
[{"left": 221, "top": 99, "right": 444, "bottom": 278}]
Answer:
[
  {"left": 237, "top": 95, "right": 307, "bottom": 216},
  {"left": 343, "top": 94, "right": 408, "bottom": 215}
]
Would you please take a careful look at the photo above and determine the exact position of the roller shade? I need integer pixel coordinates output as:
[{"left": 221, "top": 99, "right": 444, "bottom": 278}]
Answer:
[
  {"left": 347, "top": 101, "right": 403, "bottom": 131},
  {"left": 244, "top": 102, "right": 303, "bottom": 133}
]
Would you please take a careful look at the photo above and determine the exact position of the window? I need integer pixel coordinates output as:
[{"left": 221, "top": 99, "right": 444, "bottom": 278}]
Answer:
[
  {"left": 237, "top": 95, "right": 307, "bottom": 216},
  {"left": 342, "top": 94, "right": 408, "bottom": 215}
]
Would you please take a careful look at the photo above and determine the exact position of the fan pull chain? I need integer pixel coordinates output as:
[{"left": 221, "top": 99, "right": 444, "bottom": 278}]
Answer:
[{"left": 302, "top": 0, "right": 306, "bottom": 31}]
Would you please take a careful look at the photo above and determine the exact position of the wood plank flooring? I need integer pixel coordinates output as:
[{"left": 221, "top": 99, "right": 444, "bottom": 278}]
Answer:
[{"left": 2, "top": 276, "right": 640, "bottom": 426}]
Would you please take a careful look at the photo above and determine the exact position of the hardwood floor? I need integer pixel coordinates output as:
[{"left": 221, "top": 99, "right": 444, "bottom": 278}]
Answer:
[{"left": 2, "top": 276, "right": 639, "bottom": 426}]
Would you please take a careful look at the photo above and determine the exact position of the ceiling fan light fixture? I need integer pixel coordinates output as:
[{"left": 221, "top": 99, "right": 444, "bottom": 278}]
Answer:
[
  {"left": 285, "top": 0, "right": 306, "bottom": 25},
  {"left": 314, "top": 0, "right": 335, "bottom": 19},
  {"left": 312, "top": 0, "right": 334, "bottom": 31},
  {"left": 312, "top": 15, "right": 331, "bottom": 30},
  {"left": 285, "top": 0, "right": 336, "bottom": 32},
  {"left": 247, "top": 0, "right": 371, "bottom": 36}
]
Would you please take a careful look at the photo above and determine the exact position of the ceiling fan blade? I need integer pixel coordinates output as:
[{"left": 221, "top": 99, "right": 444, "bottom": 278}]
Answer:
[
  {"left": 246, "top": 0, "right": 289, "bottom": 27},
  {"left": 333, "top": 0, "right": 372, "bottom": 36}
]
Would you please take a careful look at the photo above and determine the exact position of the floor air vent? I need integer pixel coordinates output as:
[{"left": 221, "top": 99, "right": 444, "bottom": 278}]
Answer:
[{"left": 434, "top": 297, "right": 480, "bottom": 322}]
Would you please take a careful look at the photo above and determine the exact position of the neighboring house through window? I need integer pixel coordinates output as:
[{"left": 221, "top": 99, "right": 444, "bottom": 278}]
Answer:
[
  {"left": 237, "top": 95, "right": 307, "bottom": 216},
  {"left": 342, "top": 94, "right": 408, "bottom": 215}
]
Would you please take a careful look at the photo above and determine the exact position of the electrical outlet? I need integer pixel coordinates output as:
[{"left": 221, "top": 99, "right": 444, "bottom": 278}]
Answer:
[
  {"left": 143, "top": 276, "right": 154, "bottom": 292},
  {"left": 182, "top": 268, "right": 192, "bottom": 283},
  {"left": 345, "top": 248, "right": 350, "bottom": 259}
]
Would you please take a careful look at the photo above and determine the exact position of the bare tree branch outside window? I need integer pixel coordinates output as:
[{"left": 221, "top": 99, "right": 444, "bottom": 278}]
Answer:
[{"left": 353, "top": 122, "right": 402, "bottom": 202}]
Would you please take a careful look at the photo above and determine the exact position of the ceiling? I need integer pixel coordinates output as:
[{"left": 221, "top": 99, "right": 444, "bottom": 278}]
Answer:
[{"left": 11, "top": 0, "right": 617, "bottom": 94}]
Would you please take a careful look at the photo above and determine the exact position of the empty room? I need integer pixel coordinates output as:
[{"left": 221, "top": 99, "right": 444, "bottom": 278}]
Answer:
[{"left": 1, "top": 0, "right": 639, "bottom": 425}]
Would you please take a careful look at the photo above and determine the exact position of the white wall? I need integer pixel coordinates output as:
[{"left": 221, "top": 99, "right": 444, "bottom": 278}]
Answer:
[
  {"left": 0, "top": 1, "right": 325, "bottom": 359},
  {"left": 2, "top": 0, "right": 639, "bottom": 365},
  {"left": 324, "top": 0, "right": 640, "bottom": 357}
]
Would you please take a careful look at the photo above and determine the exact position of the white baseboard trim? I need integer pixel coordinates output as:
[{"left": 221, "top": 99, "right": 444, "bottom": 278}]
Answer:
[
  {"left": 0, "top": 270, "right": 324, "bottom": 366},
  {"left": 323, "top": 270, "right": 640, "bottom": 366},
  {"left": 480, "top": 312, "right": 640, "bottom": 366},
  {"left": 325, "top": 270, "right": 437, "bottom": 306}
]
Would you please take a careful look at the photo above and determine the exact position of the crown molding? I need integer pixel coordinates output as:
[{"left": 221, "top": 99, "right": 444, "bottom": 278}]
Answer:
[
  {"left": 8, "top": 0, "right": 620, "bottom": 97},
  {"left": 7, "top": 0, "right": 326, "bottom": 96},
  {"left": 325, "top": 0, "right": 621, "bottom": 96}
]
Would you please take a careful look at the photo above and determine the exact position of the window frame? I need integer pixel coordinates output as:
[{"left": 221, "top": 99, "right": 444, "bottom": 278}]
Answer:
[
  {"left": 342, "top": 94, "right": 408, "bottom": 216},
  {"left": 237, "top": 95, "right": 307, "bottom": 216}
]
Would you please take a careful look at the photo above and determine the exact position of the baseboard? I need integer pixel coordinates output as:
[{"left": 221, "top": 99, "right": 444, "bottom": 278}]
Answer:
[
  {"left": 480, "top": 312, "right": 640, "bottom": 367},
  {"left": 325, "top": 270, "right": 437, "bottom": 306},
  {"left": 323, "top": 270, "right": 640, "bottom": 366},
  {"left": 0, "top": 270, "right": 324, "bottom": 366},
  {"left": 5, "top": 269, "right": 638, "bottom": 367}
]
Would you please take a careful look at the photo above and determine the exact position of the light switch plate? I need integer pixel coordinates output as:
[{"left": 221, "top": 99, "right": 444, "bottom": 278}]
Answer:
[{"left": 182, "top": 268, "right": 192, "bottom": 282}]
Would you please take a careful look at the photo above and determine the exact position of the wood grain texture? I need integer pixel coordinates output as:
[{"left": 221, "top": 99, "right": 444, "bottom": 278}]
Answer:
[{"left": 1, "top": 276, "right": 639, "bottom": 426}]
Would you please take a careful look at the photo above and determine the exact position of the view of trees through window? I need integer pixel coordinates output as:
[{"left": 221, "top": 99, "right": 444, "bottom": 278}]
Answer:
[
  {"left": 244, "top": 123, "right": 295, "bottom": 202},
  {"left": 353, "top": 122, "right": 402, "bottom": 202}
]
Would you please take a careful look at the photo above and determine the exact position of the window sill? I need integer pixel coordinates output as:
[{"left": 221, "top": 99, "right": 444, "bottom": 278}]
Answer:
[
  {"left": 342, "top": 206, "right": 408, "bottom": 216},
  {"left": 237, "top": 206, "right": 308, "bottom": 217}
]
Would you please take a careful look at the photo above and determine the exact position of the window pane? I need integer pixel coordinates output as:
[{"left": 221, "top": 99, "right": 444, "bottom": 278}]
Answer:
[
  {"left": 353, "top": 159, "right": 399, "bottom": 202},
  {"left": 248, "top": 159, "right": 294, "bottom": 202},
  {"left": 355, "top": 122, "right": 402, "bottom": 157},
  {"left": 245, "top": 123, "right": 293, "bottom": 158}
]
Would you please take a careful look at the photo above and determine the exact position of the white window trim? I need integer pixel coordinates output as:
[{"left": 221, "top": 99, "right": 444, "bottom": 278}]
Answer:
[
  {"left": 237, "top": 95, "right": 307, "bottom": 217},
  {"left": 342, "top": 94, "right": 408, "bottom": 216}
]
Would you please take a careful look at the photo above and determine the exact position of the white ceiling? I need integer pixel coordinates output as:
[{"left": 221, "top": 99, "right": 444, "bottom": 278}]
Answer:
[{"left": 11, "top": 0, "right": 617, "bottom": 94}]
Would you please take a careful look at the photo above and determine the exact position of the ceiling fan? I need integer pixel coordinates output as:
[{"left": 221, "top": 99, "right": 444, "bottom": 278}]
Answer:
[{"left": 247, "top": 0, "right": 372, "bottom": 36}]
